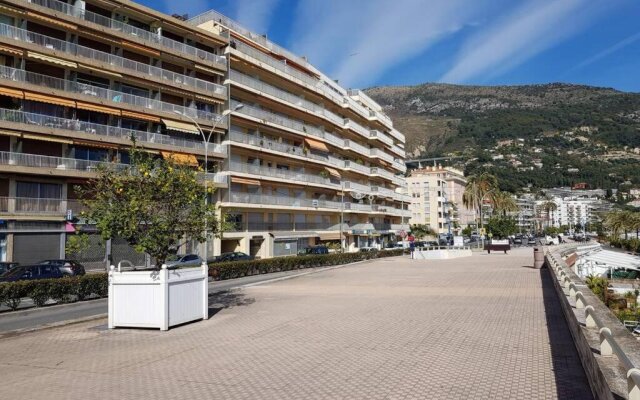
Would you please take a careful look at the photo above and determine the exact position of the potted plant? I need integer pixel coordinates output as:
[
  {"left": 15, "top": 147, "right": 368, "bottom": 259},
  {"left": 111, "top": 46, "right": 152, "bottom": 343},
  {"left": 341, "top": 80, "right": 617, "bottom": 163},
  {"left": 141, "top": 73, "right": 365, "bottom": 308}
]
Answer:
[
  {"left": 77, "top": 143, "right": 223, "bottom": 330},
  {"left": 319, "top": 170, "right": 330, "bottom": 179}
]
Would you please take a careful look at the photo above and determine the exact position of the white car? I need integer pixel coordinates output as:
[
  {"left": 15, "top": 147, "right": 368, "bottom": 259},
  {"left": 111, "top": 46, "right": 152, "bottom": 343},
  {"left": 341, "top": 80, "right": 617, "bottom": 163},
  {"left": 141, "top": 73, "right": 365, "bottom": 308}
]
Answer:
[{"left": 165, "top": 254, "right": 203, "bottom": 268}]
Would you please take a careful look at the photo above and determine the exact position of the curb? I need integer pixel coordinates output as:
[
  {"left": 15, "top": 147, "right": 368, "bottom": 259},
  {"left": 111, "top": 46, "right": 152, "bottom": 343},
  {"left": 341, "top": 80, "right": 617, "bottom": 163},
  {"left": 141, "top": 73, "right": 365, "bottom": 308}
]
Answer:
[{"left": 0, "top": 313, "right": 107, "bottom": 339}]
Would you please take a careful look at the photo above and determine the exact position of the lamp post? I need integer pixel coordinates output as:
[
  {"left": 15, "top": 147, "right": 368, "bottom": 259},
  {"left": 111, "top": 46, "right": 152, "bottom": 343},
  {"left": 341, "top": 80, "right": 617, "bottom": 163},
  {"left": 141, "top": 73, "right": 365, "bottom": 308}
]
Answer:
[{"left": 174, "top": 103, "right": 243, "bottom": 265}]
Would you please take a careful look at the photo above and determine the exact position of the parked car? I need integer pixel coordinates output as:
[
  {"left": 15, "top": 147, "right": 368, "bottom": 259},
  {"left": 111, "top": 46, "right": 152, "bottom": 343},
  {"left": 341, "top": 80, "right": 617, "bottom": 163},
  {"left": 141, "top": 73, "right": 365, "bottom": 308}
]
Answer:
[
  {"left": 298, "top": 246, "right": 329, "bottom": 256},
  {"left": 211, "top": 252, "right": 254, "bottom": 263},
  {"left": 513, "top": 237, "right": 523, "bottom": 245},
  {"left": 38, "top": 260, "right": 86, "bottom": 276},
  {"left": 165, "top": 254, "right": 203, "bottom": 268},
  {"left": 0, "top": 262, "right": 19, "bottom": 276},
  {"left": 0, "top": 264, "right": 64, "bottom": 282},
  {"left": 359, "top": 247, "right": 378, "bottom": 252}
]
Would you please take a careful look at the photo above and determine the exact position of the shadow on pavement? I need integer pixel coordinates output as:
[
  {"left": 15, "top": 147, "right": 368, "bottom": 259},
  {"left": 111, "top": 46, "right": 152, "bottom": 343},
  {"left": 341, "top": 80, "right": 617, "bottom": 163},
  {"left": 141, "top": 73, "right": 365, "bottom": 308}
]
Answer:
[
  {"left": 540, "top": 267, "right": 595, "bottom": 399},
  {"left": 208, "top": 290, "right": 255, "bottom": 319}
]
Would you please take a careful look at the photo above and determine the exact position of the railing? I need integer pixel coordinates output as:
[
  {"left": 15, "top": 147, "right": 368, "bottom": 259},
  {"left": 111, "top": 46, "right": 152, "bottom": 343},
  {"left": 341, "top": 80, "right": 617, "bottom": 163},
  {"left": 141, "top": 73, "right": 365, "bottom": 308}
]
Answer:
[
  {"left": 323, "top": 131, "right": 346, "bottom": 148},
  {"left": 344, "top": 118, "right": 370, "bottom": 139},
  {"left": 392, "top": 160, "right": 407, "bottom": 172},
  {"left": 28, "top": 0, "right": 227, "bottom": 66},
  {"left": 370, "top": 110, "right": 393, "bottom": 128},
  {"left": 0, "top": 24, "right": 221, "bottom": 95},
  {"left": 369, "top": 130, "right": 393, "bottom": 146},
  {"left": 225, "top": 192, "right": 343, "bottom": 210},
  {"left": 389, "top": 128, "right": 405, "bottom": 143},
  {"left": 369, "top": 148, "right": 394, "bottom": 163},
  {"left": 371, "top": 186, "right": 395, "bottom": 198},
  {"left": 343, "top": 181, "right": 370, "bottom": 192},
  {"left": 343, "top": 160, "right": 370, "bottom": 175},
  {"left": 344, "top": 139, "right": 370, "bottom": 158},
  {"left": 389, "top": 145, "right": 406, "bottom": 158},
  {"left": 0, "top": 109, "right": 221, "bottom": 153},
  {"left": 344, "top": 97, "right": 370, "bottom": 120},
  {"left": 0, "top": 150, "right": 127, "bottom": 172},
  {"left": 369, "top": 167, "right": 394, "bottom": 180},
  {"left": 0, "top": 196, "right": 65, "bottom": 214},
  {"left": 547, "top": 245, "right": 640, "bottom": 399},
  {"left": 231, "top": 101, "right": 325, "bottom": 140},
  {"left": 228, "top": 161, "right": 338, "bottom": 187},
  {"left": 348, "top": 89, "right": 381, "bottom": 112},
  {"left": 0, "top": 65, "right": 225, "bottom": 121}
]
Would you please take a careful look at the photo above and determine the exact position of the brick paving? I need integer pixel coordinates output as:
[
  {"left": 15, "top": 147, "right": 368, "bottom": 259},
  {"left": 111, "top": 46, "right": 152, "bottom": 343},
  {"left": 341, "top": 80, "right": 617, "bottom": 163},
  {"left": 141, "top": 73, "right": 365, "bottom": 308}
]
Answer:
[{"left": 0, "top": 248, "right": 592, "bottom": 399}]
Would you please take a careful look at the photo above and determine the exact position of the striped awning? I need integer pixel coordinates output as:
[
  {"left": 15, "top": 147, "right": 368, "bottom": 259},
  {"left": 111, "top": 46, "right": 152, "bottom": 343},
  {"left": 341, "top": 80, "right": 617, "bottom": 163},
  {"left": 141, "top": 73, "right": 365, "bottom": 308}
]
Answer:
[
  {"left": 305, "top": 138, "right": 329, "bottom": 152},
  {"left": 22, "top": 133, "right": 73, "bottom": 144},
  {"left": 195, "top": 64, "right": 225, "bottom": 76},
  {"left": 319, "top": 232, "right": 344, "bottom": 241},
  {"left": 324, "top": 167, "right": 341, "bottom": 178},
  {"left": 27, "top": 11, "right": 77, "bottom": 30},
  {"left": 121, "top": 110, "right": 160, "bottom": 123},
  {"left": 121, "top": 40, "right": 160, "bottom": 57},
  {"left": 76, "top": 102, "right": 121, "bottom": 116},
  {"left": 27, "top": 51, "right": 77, "bottom": 68},
  {"left": 0, "top": 44, "right": 22, "bottom": 55},
  {"left": 161, "top": 151, "right": 198, "bottom": 166},
  {"left": 231, "top": 177, "right": 261, "bottom": 186},
  {"left": 24, "top": 92, "right": 75, "bottom": 108},
  {"left": 73, "top": 139, "right": 119, "bottom": 150},
  {"left": 0, "top": 87, "right": 24, "bottom": 99},
  {"left": 162, "top": 119, "right": 200, "bottom": 134},
  {"left": 79, "top": 64, "right": 122, "bottom": 78}
]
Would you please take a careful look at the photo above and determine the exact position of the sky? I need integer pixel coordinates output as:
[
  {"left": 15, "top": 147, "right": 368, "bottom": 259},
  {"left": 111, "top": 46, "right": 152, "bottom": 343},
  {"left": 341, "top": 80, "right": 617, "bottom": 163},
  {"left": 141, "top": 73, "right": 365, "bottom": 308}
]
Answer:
[{"left": 142, "top": 0, "right": 640, "bottom": 92}]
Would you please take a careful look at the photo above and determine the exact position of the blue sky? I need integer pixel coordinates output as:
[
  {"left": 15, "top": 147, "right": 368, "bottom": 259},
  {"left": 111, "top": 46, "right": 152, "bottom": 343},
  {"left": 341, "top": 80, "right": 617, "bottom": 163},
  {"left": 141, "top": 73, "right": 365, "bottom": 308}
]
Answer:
[{"left": 142, "top": 0, "right": 640, "bottom": 92}]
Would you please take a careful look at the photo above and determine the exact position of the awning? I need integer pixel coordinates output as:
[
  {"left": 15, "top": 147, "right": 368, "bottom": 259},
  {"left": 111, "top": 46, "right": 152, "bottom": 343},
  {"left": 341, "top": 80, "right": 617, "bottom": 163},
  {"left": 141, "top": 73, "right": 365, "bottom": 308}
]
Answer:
[
  {"left": 0, "top": 44, "right": 22, "bottom": 56},
  {"left": 378, "top": 160, "right": 391, "bottom": 168},
  {"left": 231, "top": 177, "right": 261, "bottom": 186},
  {"left": 76, "top": 102, "right": 121, "bottom": 116},
  {"left": 162, "top": 119, "right": 200, "bottom": 134},
  {"left": 22, "top": 133, "right": 73, "bottom": 144},
  {"left": 121, "top": 110, "right": 161, "bottom": 123},
  {"left": 24, "top": 92, "right": 75, "bottom": 108},
  {"left": 305, "top": 138, "right": 329, "bottom": 152},
  {"left": 27, "top": 11, "right": 77, "bottom": 30},
  {"left": 161, "top": 152, "right": 199, "bottom": 166},
  {"left": 319, "top": 232, "right": 344, "bottom": 241},
  {"left": 272, "top": 232, "right": 318, "bottom": 239},
  {"left": 79, "top": 64, "right": 122, "bottom": 78},
  {"left": 81, "top": 30, "right": 122, "bottom": 46},
  {"left": 73, "top": 139, "right": 119, "bottom": 150},
  {"left": 195, "top": 94, "right": 225, "bottom": 104},
  {"left": 0, "top": 129, "right": 21, "bottom": 137},
  {"left": 0, "top": 87, "right": 24, "bottom": 99},
  {"left": 195, "top": 64, "right": 225, "bottom": 76},
  {"left": 27, "top": 51, "right": 77, "bottom": 68},
  {"left": 324, "top": 167, "right": 341, "bottom": 179},
  {"left": 121, "top": 41, "right": 161, "bottom": 57}
]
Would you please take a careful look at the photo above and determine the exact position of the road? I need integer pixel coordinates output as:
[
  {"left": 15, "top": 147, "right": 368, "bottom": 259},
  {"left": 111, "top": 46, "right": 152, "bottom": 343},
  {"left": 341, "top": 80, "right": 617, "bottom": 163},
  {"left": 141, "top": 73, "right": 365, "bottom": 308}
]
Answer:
[{"left": 0, "top": 266, "right": 342, "bottom": 334}]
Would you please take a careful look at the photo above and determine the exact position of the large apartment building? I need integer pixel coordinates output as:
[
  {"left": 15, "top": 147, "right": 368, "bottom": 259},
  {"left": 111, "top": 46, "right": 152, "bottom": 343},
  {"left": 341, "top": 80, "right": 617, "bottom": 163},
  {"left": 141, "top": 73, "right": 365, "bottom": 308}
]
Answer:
[
  {"left": 190, "top": 11, "right": 409, "bottom": 258},
  {"left": 406, "top": 166, "right": 473, "bottom": 235},
  {"left": 0, "top": 0, "right": 229, "bottom": 264},
  {"left": 0, "top": 0, "right": 408, "bottom": 263}
]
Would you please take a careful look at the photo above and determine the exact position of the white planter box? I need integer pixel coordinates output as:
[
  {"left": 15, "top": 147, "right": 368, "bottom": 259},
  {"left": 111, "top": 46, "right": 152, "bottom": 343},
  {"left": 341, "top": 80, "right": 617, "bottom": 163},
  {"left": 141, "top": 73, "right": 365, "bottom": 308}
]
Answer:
[{"left": 108, "top": 264, "right": 208, "bottom": 331}]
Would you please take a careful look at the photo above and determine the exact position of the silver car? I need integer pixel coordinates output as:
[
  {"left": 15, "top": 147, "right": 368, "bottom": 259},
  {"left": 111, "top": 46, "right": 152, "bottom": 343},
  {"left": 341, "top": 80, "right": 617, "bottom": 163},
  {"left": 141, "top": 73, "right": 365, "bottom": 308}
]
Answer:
[{"left": 165, "top": 254, "right": 203, "bottom": 268}]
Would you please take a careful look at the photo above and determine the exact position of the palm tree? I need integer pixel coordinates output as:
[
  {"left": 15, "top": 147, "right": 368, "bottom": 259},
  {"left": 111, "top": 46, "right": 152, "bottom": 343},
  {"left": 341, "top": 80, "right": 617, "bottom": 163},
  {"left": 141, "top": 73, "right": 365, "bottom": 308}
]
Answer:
[
  {"left": 492, "top": 191, "right": 518, "bottom": 216},
  {"left": 604, "top": 210, "right": 626, "bottom": 239},
  {"left": 541, "top": 197, "right": 558, "bottom": 229},
  {"left": 463, "top": 172, "right": 498, "bottom": 227}
]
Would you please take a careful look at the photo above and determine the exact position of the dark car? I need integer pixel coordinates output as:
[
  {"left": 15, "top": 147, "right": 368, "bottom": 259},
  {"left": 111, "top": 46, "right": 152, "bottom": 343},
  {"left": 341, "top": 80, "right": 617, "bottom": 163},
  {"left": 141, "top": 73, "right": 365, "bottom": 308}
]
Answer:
[
  {"left": 0, "top": 262, "right": 19, "bottom": 276},
  {"left": 211, "top": 252, "right": 254, "bottom": 263},
  {"left": 513, "top": 237, "right": 523, "bottom": 245},
  {"left": 0, "top": 264, "right": 64, "bottom": 282},
  {"left": 38, "top": 260, "right": 86, "bottom": 276},
  {"left": 298, "top": 246, "right": 329, "bottom": 256}
]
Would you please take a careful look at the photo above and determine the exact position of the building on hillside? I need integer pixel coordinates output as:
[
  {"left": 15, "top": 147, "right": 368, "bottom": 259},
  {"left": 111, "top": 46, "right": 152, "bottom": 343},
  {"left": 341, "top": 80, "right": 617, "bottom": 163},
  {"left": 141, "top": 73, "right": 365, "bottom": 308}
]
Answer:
[
  {"left": 535, "top": 196, "right": 599, "bottom": 230},
  {"left": 0, "top": 0, "right": 409, "bottom": 263},
  {"left": 406, "top": 166, "right": 473, "bottom": 235},
  {"left": 190, "top": 10, "right": 409, "bottom": 257},
  {"left": 0, "top": 0, "right": 229, "bottom": 265}
]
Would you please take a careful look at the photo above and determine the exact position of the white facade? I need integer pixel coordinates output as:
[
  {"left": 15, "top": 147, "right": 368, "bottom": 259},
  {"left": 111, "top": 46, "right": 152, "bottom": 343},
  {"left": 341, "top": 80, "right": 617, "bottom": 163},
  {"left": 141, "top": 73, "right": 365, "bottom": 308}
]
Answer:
[{"left": 536, "top": 196, "right": 597, "bottom": 229}]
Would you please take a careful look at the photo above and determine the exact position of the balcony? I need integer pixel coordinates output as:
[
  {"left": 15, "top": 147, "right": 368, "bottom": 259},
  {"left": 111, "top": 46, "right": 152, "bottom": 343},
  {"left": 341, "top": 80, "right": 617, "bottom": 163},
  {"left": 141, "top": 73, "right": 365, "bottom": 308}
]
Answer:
[
  {"left": 369, "top": 130, "right": 393, "bottom": 147},
  {"left": 389, "top": 145, "right": 406, "bottom": 158},
  {"left": 0, "top": 109, "right": 223, "bottom": 154},
  {"left": 371, "top": 186, "right": 396, "bottom": 198},
  {"left": 343, "top": 160, "right": 370, "bottom": 175},
  {"left": 392, "top": 160, "right": 407, "bottom": 173},
  {"left": 0, "top": 24, "right": 221, "bottom": 95},
  {"left": 369, "top": 167, "right": 394, "bottom": 181},
  {"left": 369, "top": 148, "right": 394, "bottom": 164},
  {"left": 0, "top": 65, "right": 226, "bottom": 122},
  {"left": 343, "top": 97, "right": 369, "bottom": 120},
  {"left": 0, "top": 151, "right": 127, "bottom": 173},
  {"left": 343, "top": 181, "right": 370, "bottom": 193},
  {"left": 231, "top": 101, "right": 326, "bottom": 140},
  {"left": 228, "top": 161, "right": 338, "bottom": 188},
  {"left": 225, "top": 192, "right": 343, "bottom": 211},
  {"left": 0, "top": 197, "right": 66, "bottom": 216},
  {"left": 369, "top": 110, "right": 393, "bottom": 129},
  {"left": 28, "top": 0, "right": 227, "bottom": 67},
  {"left": 229, "top": 70, "right": 343, "bottom": 128},
  {"left": 344, "top": 118, "right": 370, "bottom": 139},
  {"left": 389, "top": 128, "right": 406, "bottom": 144},
  {"left": 344, "top": 139, "right": 370, "bottom": 158}
]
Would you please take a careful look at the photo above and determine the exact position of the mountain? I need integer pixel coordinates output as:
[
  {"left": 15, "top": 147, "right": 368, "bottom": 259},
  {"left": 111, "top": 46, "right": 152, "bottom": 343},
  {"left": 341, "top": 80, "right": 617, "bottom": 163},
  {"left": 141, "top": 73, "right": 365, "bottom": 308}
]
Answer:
[{"left": 365, "top": 83, "right": 640, "bottom": 192}]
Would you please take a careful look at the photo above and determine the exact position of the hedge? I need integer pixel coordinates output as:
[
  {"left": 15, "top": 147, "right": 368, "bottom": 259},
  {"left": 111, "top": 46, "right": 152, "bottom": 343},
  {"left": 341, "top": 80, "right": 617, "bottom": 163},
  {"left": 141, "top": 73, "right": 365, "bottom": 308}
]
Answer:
[
  {"left": 0, "top": 274, "right": 108, "bottom": 311},
  {"left": 0, "top": 249, "right": 408, "bottom": 312},
  {"left": 609, "top": 238, "right": 640, "bottom": 253},
  {"left": 209, "top": 248, "right": 407, "bottom": 281}
]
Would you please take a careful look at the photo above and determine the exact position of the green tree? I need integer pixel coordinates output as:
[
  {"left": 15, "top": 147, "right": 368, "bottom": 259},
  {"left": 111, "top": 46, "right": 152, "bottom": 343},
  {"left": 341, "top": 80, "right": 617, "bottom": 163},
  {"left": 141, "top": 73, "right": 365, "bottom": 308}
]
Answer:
[
  {"left": 463, "top": 172, "right": 498, "bottom": 228},
  {"left": 78, "top": 144, "right": 224, "bottom": 268},
  {"left": 485, "top": 216, "right": 517, "bottom": 239},
  {"left": 409, "top": 224, "right": 434, "bottom": 239}
]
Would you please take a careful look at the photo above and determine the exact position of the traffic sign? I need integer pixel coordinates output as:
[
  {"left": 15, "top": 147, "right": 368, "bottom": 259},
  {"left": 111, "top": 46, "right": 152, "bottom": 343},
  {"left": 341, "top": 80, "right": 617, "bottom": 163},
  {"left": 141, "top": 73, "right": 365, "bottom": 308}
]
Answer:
[
  {"left": 408, "top": 235, "right": 415, "bottom": 242},
  {"left": 399, "top": 230, "right": 407, "bottom": 238}
]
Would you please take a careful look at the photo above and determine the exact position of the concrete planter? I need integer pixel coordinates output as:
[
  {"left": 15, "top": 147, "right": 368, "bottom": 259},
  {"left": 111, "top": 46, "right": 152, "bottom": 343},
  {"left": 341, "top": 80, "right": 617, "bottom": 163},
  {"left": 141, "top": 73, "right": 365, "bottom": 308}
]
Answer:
[{"left": 108, "top": 263, "right": 208, "bottom": 331}]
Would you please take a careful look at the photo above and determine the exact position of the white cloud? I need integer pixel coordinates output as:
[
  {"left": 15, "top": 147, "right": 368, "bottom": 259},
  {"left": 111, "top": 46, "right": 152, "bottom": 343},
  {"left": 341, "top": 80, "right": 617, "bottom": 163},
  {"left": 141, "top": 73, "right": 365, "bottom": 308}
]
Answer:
[
  {"left": 289, "top": 0, "right": 501, "bottom": 89},
  {"left": 573, "top": 31, "right": 640, "bottom": 71},
  {"left": 440, "top": 0, "right": 606, "bottom": 84},
  {"left": 234, "top": 0, "right": 280, "bottom": 35}
]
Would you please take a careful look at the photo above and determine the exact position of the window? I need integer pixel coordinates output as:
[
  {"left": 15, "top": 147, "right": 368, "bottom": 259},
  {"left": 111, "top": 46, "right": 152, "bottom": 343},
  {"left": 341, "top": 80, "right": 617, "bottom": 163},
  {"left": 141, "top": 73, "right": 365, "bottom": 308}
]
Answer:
[
  {"left": 120, "top": 118, "right": 148, "bottom": 131},
  {"left": 72, "top": 146, "right": 108, "bottom": 162},
  {"left": 16, "top": 182, "right": 62, "bottom": 199}
]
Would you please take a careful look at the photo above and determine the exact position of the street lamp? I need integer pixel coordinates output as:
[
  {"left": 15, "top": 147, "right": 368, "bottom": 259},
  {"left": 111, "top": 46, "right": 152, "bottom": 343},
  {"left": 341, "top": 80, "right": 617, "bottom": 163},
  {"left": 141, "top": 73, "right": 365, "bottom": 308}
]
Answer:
[{"left": 174, "top": 102, "right": 243, "bottom": 265}]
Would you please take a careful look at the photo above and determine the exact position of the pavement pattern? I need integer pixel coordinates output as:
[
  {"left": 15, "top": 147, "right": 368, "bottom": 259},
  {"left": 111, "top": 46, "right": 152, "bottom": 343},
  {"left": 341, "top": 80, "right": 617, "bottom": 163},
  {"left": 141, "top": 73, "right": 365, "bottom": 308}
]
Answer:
[{"left": 0, "top": 248, "right": 593, "bottom": 399}]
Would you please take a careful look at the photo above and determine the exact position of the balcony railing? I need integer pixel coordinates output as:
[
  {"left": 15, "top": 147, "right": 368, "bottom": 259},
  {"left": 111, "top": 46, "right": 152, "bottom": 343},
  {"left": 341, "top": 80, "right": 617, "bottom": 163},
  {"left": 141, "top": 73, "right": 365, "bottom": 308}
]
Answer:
[
  {"left": 389, "top": 145, "right": 406, "bottom": 158},
  {"left": 0, "top": 196, "right": 65, "bottom": 215},
  {"left": 344, "top": 119, "right": 370, "bottom": 139},
  {"left": 343, "top": 181, "right": 371, "bottom": 192},
  {"left": 369, "top": 130, "right": 393, "bottom": 147},
  {"left": 0, "top": 109, "right": 222, "bottom": 153},
  {"left": 232, "top": 101, "right": 327, "bottom": 140},
  {"left": 0, "top": 65, "right": 225, "bottom": 122},
  {"left": 0, "top": 150, "right": 127, "bottom": 172},
  {"left": 371, "top": 186, "right": 395, "bottom": 198},
  {"left": 228, "top": 161, "right": 338, "bottom": 187},
  {"left": 343, "top": 97, "right": 370, "bottom": 120},
  {"left": 28, "top": 0, "right": 227, "bottom": 67},
  {"left": 392, "top": 160, "right": 407, "bottom": 172},
  {"left": 369, "top": 167, "right": 394, "bottom": 181},
  {"left": 343, "top": 160, "right": 370, "bottom": 175},
  {"left": 0, "top": 24, "right": 221, "bottom": 95},
  {"left": 389, "top": 128, "right": 405, "bottom": 143},
  {"left": 369, "top": 148, "right": 394, "bottom": 163},
  {"left": 344, "top": 139, "right": 370, "bottom": 158}
]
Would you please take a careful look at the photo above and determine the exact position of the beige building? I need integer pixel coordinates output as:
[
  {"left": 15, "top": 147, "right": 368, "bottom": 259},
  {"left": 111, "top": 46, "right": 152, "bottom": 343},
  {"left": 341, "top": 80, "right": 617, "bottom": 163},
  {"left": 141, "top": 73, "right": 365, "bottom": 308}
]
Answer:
[{"left": 406, "top": 166, "right": 473, "bottom": 235}]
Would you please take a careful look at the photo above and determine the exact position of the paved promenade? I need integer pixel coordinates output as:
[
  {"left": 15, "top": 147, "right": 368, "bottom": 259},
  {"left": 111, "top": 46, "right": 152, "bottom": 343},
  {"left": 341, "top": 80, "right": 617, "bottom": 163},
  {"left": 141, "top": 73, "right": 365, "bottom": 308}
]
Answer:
[{"left": 0, "top": 248, "right": 592, "bottom": 399}]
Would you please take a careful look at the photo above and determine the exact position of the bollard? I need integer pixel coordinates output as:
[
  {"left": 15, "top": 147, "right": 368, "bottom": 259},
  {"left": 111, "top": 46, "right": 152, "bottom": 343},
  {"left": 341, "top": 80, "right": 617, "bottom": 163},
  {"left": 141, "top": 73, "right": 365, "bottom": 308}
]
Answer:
[
  {"left": 569, "top": 283, "right": 577, "bottom": 299},
  {"left": 585, "top": 306, "right": 597, "bottom": 328},
  {"left": 627, "top": 368, "right": 640, "bottom": 400},
  {"left": 534, "top": 247, "right": 544, "bottom": 269},
  {"left": 599, "top": 327, "right": 613, "bottom": 356},
  {"left": 575, "top": 292, "right": 586, "bottom": 309}
]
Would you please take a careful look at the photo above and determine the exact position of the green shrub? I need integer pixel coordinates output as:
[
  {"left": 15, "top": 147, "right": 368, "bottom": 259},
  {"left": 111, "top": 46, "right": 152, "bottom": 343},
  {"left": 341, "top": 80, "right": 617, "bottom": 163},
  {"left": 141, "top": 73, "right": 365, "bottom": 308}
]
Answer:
[
  {"left": 28, "top": 281, "right": 50, "bottom": 307},
  {"left": 209, "top": 249, "right": 406, "bottom": 280},
  {"left": 1, "top": 281, "right": 31, "bottom": 310}
]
